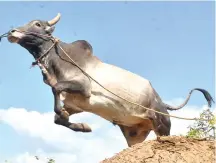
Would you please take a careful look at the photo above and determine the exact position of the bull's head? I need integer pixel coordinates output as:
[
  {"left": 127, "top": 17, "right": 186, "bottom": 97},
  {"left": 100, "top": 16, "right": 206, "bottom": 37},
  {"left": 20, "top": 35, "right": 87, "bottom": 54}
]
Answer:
[{"left": 7, "top": 13, "right": 61, "bottom": 51}]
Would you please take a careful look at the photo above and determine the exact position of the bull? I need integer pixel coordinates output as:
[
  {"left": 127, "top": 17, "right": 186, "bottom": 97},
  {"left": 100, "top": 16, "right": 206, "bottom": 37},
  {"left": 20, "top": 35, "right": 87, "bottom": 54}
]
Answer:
[{"left": 7, "top": 13, "right": 214, "bottom": 147}]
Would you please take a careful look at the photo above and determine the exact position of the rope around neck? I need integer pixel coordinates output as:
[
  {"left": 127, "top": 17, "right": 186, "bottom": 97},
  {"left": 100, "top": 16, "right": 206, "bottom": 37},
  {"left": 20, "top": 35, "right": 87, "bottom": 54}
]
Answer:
[{"left": 31, "top": 37, "right": 58, "bottom": 67}]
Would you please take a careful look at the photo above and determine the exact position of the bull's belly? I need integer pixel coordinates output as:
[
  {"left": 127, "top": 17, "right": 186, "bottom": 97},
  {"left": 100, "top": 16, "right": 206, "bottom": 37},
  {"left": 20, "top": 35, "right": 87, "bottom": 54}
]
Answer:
[{"left": 62, "top": 92, "right": 145, "bottom": 127}]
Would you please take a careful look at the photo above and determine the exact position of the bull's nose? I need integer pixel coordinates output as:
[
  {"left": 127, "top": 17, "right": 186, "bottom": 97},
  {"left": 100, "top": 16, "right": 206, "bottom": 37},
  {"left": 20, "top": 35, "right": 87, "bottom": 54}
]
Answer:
[{"left": 10, "top": 29, "right": 16, "bottom": 33}]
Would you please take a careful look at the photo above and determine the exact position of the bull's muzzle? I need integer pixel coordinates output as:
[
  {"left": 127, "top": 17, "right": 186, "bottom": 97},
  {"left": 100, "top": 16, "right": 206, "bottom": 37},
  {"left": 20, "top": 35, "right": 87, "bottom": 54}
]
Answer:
[{"left": 7, "top": 29, "right": 24, "bottom": 43}]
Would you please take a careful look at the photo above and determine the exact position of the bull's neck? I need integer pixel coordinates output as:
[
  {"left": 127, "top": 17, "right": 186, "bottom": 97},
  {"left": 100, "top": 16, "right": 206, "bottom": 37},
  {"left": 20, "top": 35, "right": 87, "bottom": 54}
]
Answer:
[{"left": 23, "top": 40, "right": 56, "bottom": 60}]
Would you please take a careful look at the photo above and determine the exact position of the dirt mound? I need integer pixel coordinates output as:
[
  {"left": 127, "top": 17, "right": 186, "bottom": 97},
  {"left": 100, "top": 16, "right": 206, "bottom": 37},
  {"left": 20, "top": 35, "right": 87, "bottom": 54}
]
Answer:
[{"left": 101, "top": 136, "right": 215, "bottom": 163}]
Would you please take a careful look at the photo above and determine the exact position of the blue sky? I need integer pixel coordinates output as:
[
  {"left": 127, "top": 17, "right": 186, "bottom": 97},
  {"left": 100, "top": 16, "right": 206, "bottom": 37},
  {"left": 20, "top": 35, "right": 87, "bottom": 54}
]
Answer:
[{"left": 0, "top": 1, "right": 215, "bottom": 163}]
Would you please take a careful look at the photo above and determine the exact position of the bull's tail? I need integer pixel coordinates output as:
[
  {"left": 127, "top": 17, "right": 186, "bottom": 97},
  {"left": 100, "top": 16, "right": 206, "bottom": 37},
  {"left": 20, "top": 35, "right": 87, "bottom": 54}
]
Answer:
[{"left": 164, "top": 88, "right": 214, "bottom": 111}]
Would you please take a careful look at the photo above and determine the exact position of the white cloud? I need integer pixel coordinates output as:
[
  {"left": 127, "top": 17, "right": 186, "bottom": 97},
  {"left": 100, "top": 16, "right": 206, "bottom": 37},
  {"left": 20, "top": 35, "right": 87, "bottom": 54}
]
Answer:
[
  {"left": 0, "top": 108, "right": 127, "bottom": 163},
  {"left": 3, "top": 150, "right": 75, "bottom": 163},
  {"left": 13, "top": 152, "right": 46, "bottom": 163},
  {"left": 9, "top": 150, "right": 77, "bottom": 163},
  {"left": 0, "top": 100, "right": 215, "bottom": 163}
]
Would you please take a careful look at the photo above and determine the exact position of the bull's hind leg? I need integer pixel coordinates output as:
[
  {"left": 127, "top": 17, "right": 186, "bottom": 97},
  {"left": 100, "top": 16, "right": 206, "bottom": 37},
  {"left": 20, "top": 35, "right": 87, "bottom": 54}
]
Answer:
[
  {"left": 54, "top": 104, "right": 92, "bottom": 132},
  {"left": 150, "top": 112, "right": 171, "bottom": 142},
  {"left": 119, "top": 125, "right": 150, "bottom": 147}
]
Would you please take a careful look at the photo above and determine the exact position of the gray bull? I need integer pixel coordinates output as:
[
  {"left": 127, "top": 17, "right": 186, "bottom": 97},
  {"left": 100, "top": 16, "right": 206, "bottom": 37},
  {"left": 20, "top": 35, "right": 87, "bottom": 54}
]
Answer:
[{"left": 7, "top": 14, "right": 214, "bottom": 147}]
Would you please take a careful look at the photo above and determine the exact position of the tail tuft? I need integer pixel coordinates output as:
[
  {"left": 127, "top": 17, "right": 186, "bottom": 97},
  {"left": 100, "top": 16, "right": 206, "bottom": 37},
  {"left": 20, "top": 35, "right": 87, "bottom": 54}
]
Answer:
[{"left": 193, "top": 88, "right": 215, "bottom": 107}]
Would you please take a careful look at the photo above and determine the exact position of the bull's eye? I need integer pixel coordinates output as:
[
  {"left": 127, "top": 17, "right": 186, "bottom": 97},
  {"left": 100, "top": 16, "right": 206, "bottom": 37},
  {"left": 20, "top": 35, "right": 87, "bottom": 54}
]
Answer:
[{"left": 35, "top": 22, "right": 41, "bottom": 27}]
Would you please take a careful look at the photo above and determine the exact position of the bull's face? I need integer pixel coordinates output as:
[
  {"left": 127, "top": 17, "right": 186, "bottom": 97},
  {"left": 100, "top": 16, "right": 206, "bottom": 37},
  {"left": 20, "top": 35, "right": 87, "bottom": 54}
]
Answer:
[{"left": 7, "top": 13, "right": 61, "bottom": 47}]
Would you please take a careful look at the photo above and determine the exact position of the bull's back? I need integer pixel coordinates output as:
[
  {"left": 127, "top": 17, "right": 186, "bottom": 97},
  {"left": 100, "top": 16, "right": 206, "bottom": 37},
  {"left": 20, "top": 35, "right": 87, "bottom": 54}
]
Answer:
[{"left": 90, "top": 63, "right": 151, "bottom": 99}]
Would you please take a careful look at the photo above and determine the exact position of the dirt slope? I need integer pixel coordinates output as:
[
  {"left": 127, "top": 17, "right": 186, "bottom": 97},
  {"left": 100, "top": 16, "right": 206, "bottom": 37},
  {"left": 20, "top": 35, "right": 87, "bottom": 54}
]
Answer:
[{"left": 101, "top": 136, "right": 215, "bottom": 163}]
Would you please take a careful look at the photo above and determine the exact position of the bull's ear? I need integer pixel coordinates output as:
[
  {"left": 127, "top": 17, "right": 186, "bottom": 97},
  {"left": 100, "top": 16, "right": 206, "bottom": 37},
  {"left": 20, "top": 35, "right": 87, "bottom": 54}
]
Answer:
[{"left": 45, "top": 26, "right": 55, "bottom": 34}]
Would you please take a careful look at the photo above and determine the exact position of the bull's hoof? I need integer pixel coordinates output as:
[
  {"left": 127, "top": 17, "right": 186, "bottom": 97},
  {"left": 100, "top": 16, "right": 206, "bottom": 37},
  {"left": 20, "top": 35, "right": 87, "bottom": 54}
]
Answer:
[
  {"left": 70, "top": 123, "right": 92, "bottom": 132},
  {"left": 83, "top": 90, "right": 91, "bottom": 98},
  {"left": 157, "top": 136, "right": 175, "bottom": 144},
  {"left": 80, "top": 123, "right": 92, "bottom": 132},
  {"left": 60, "top": 110, "right": 69, "bottom": 121}
]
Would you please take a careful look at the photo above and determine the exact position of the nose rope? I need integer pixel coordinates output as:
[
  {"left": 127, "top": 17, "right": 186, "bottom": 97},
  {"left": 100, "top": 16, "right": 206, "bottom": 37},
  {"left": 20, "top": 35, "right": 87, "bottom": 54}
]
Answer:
[
  {"left": 0, "top": 30, "right": 211, "bottom": 121},
  {"left": 0, "top": 30, "right": 56, "bottom": 67},
  {"left": 0, "top": 30, "right": 53, "bottom": 41},
  {"left": 0, "top": 31, "right": 10, "bottom": 42}
]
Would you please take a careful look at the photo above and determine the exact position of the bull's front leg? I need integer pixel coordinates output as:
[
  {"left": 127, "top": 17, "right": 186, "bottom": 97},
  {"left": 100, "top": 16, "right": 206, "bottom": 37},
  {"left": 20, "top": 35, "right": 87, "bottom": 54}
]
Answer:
[
  {"left": 52, "top": 80, "right": 91, "bottom": 121},
  {"left": 54, "top": 104, "right": 92, "bottom": 132},
  {"left": 39, "top": 64, "right": 91, "bottom": 132}
]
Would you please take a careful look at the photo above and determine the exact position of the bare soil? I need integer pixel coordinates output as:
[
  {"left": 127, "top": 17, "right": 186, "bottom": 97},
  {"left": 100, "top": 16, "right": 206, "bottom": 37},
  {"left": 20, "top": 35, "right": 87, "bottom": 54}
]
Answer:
[{"left": 101, "top": 136, "right": 215, "bottom": 163}]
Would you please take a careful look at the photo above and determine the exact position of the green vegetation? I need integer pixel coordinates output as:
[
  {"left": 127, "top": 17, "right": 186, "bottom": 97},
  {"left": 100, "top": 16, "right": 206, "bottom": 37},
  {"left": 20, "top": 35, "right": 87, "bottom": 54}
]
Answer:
[
  {"left": 47, "top": 158, "right": 55, "bottom": 163},
  {"left": 186, "top": 109, "right": 215, "bottom": 140}
]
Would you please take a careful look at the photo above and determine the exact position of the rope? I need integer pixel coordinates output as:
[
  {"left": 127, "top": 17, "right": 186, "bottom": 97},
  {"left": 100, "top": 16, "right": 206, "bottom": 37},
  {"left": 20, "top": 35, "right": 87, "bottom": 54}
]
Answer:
[
  {"left": 31, "top": 38, "right": 57, "bottom": 67},
  {"left": 0, "top": 31, "right": 9, "bottom": 42},
  {"left": 55, "top": 40, "right": 205, "bottom": 121}
]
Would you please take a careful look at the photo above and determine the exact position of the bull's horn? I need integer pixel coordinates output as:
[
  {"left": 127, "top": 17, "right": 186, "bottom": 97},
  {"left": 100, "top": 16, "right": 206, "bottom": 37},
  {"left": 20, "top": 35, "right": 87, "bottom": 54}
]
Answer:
[{"left": 47, "top": 13, "right": 61, "bottom": 26}]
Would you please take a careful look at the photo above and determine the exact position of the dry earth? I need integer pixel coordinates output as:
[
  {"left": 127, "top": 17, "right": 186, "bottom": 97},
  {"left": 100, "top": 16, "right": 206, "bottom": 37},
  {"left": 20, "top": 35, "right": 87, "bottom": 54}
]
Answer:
[{"left": 101, "top": 136, "right": 215, "bottom": 163}]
